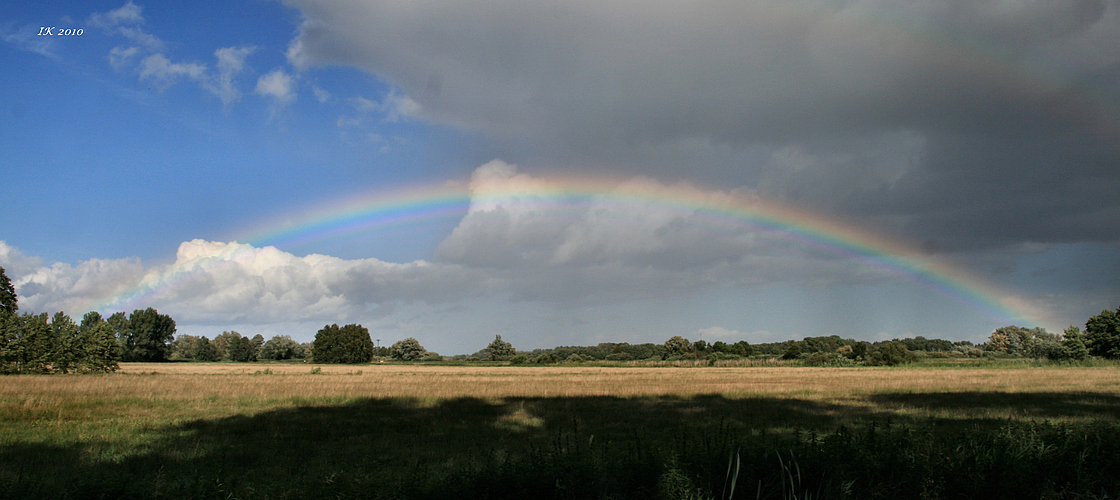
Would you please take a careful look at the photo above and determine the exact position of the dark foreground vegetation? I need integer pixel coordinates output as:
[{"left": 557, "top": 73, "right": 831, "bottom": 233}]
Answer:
[{"left": 3, "top": 392, "right": 1119, "bottom": 499}]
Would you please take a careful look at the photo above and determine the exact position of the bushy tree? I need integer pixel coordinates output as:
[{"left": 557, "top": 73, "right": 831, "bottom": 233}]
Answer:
[
  {"left": 1060, "top": 325, "right": 1090, "bottom": 361},
  {"left": 193, "top": 337, "right": 220, "bottom": 361},
  {"left": 984, "top": 326, "right": 1054, "bottom": 357},
  {"left": 169, "top": 334, "right": 198, "bottom": 360},
  {"left": 1023, "top": 329, "right": 1063, "bottom": 360},
  {"left": 213, "top": 331, "right": 243, "bottom": 360},
  {"left": 867, "top": 341, "right": 916, "bottom": 366},
  {"left": 75, "top": 312, "right": 121, "bottom": 372},
  {"left": 1084, "top": 306, "right": 1120, "bottom": 359},
  {"left": 711, "top": 340, "right": 756, "bottom": 357},
  {"left": 170, "top": 334, "right": 219, "bottom": 361},
  {"left": 1, "top": 310, "right": 121, "bottom": 374},
  {"left": 260, "top": 335, "right": 305, "bottom": 360},
  {"left": 0, "top": 276, "right": 122, "bottom": 373},
  {"left": 314, "top": 324, "right": 374, "bottom": 363},
  {"left": 227, "top": 335, "right": 258, "bottom": 362},
  {"left": 0, "top": 312, "right": 50, "bottom": 373},
  {"left": 781, "top": 343, "right": 802, "bottom": 360},
  {"left": 898, "top": 336, "right": 955, "bottom": 352},
  {"left": 119, "top": 308, "right": 176, "bottom": 362},
  {"left": 663, "top": 336, "right": 692, "bottom": 358},
  {"left": 985, "top": 326, "right": 1030, "bottom": 355},
  {"left": 390, "top": 337, "right": 426, "bottom": 361},
  {"left": 485, "top": 334, "right": 515, "bottom": 361},
  {"left": 250, "top": 334, "right": 265, "bottom": 357}
]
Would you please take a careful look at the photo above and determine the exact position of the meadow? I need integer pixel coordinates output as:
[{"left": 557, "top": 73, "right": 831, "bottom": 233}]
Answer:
[{"left": 2, "top": 362, "right": 1119, "bottom": 499}]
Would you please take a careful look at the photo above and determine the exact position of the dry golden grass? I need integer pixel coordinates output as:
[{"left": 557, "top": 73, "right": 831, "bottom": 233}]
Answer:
[
  {"left": 17, "top": 361, "right": 1119, "bottom": 399},
  {"left": 3, "top": 362, "right": 1117, "bottom": 428}
]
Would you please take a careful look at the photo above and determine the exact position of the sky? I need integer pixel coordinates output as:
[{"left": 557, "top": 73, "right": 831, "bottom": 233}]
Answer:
[{"left": 2, "top": 0, "right": 1118, "bottom": 355}]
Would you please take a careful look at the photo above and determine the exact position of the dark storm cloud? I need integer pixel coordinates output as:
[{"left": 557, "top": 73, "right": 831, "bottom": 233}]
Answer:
[{"left": 281, "top": 0, "right": 1120, "bottom": 251}]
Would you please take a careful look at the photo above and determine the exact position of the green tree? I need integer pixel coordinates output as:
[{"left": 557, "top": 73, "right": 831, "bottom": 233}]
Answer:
[
  {"left": 75, "top": 311, "right": 121, "bottom": 372},
  {"left": 390, "top": 337, "right": 426, "bottom": 361},
  {"left": 120, "top": 308, "right": 176, "bottom": 362},
  {"left": 107, "top": 312, "right": 129, "bottom": 354},
  {"left": 867, "top": 341, "right": 916, "bottom": 366},
  {"left": 227, "top": 335, "right": 258, "bottom": 362},
  {"left": 250, "top": 334, "right": 265, "bottom": 358},
  {"left": 192, "top": 337, "right": 220, "bottom": 361},
  {"left": 1, "top": 312, "right": 52, "bottom": 373},
  {"left": 985, "top": 326, "right": 1032, "bottom": 355},
  {"left": 313, "top": 324, "right": 373, "bottom": 363},
  {"left": 663, "top": 336, "right": 692, "bottom": 358},
  {"left": 1023, "top": 329, "right": 1062, "bottom": 360},
  {"left": 213, "top": 331, "right": 243, "bottom": 360},
  {"left": 260, "top": 335, "right": 304, "bottom": 360},
  {"left": 1084, "top": 306, "right": 1120, "bottom": 359},
  {"left": 49, "top": 312, "right": 79, "bottom": 373},
  {"left": 169, "top": 334, "right": 196, "bottom": 360},
  {"left": 781, "top": 343, "right": 802, "bottom": 360},
  {"left": 0, "top": 266, "right": 16, "bottom": 317},
  {"left": 1060, "top": 325, "right": 1090, "bottom": 361},
  {"left": 485, "top": 334, "right": 515, "bottom": 361}
]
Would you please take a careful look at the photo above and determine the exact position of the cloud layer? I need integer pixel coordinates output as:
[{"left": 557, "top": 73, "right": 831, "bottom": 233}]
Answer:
[
  {"left": 2, "top": 161, "right": 977, "bottom": 326},
  {"left": 282, "top": 0, "right": 1120, "bottom": 252},
  {"left": 4, "top": 159, "right": 1111, "bottom": 351}
]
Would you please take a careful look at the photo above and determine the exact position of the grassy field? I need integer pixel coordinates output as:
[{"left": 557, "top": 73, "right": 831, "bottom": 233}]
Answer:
[{"left": 3, "top": 362, "right": 1119, "bottom": 499}]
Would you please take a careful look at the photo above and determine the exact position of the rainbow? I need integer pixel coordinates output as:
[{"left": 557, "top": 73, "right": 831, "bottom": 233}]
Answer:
[{"left": 230, "top": 169, "right": 1043, "bottom": 326}]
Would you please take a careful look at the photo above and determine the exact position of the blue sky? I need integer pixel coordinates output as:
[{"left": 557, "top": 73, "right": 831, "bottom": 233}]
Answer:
[{"left": 2, "top": 0, "right": 1118, "bottom": 355}]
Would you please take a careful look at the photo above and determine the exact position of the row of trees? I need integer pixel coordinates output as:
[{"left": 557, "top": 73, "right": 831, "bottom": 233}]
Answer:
[
  {"left": 0, "top": 311, "right": 121, "bottom": 373},
  {"left": 981, "top": 307, "right": 1120, "bottom": 361},
  {"left": 309, "top": 323, "right": 443, "bottom": 363},
  {"left": 1, "top": 266, "right": 178, "bottom": 373},
  {"left": 170, "top": 331, "right": 268, "bottom": 362}
]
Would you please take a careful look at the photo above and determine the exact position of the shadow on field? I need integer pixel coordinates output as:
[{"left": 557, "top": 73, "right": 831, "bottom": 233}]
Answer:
[
  {"left": 4, "top": 393, "right": 1120, "bottom": 499},
  {"left": 867, "top": 391, "right": 1120, "bottom": 420}
]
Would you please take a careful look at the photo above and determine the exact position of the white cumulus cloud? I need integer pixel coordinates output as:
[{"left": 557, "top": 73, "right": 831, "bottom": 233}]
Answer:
[{"left": 255, "top": 69, "right": 296, "bottom": 114}]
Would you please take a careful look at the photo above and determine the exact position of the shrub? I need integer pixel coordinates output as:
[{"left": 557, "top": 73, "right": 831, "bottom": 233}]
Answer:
[
  {"left": 804, "top": 352, "right": 853, "bottom": 367},
  {"left": 866, "top": 341, "right": 916, "bottom": 366},
  {"left": 781, "top": 343, "right": 802, "bottom": 360},
  {"left": 534, "top": 353, "right": 559, "bottom": 364}
]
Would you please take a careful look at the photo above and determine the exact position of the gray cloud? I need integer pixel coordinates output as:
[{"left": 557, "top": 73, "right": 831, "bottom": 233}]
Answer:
[{"left": 282, "top": 0, "right": 1120, "bottom": 252}]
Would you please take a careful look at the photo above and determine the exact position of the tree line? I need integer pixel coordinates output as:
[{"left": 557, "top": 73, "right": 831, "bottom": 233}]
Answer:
[
  {"left": 452, "top": 306, "right": 1120, "bottom": 366},
  {"left": 1, "top": 266, "right": 179, "bottom": 373},
  {"left": 5, "top": 265, "right": 1119, "bottom": 370}
]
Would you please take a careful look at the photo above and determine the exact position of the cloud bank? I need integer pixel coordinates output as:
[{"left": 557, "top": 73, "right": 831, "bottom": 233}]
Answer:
[
  {"left": 2, "top": 161, "right": 1005, "bottom": 327},
  {"left": 281, "top": 0, "right": 1120, "bottom": 252}
]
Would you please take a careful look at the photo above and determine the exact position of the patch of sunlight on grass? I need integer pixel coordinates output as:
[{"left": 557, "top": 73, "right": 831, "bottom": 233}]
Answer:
[{"left": 495, "top": 403, "right": 545, "bottom": 432}]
